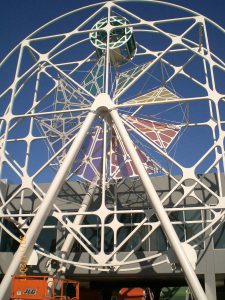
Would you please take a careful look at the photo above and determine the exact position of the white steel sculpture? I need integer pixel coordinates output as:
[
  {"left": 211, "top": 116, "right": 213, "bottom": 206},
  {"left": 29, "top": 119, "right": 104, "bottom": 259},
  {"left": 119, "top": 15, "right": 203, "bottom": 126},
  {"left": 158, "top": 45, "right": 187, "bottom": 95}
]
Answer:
[{"left": 0, "top": 1, "right": 225, "bottom": 299}]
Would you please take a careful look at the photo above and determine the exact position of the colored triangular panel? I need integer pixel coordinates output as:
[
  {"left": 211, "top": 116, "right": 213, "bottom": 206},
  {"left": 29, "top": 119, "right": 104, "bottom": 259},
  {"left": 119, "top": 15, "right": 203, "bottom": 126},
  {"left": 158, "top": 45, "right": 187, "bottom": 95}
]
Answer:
[
  {"left": 123, "top": 87, "right": 179, "bottom": 105},
  {"left": 71, "top": 125, "right": 159, "bottom": 182},
  {"left": 122, "top": 114, "right": 181, "bottom": 149},
  {"left": 110, "top": 127, "right": 158, "bottom": 179}
]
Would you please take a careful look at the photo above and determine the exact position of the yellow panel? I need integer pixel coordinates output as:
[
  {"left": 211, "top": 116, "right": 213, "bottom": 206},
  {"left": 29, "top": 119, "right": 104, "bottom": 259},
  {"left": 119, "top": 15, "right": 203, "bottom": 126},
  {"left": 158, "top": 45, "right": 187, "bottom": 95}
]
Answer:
[{"left": 124, "top": 87, "right": 179, "bottom": 104}]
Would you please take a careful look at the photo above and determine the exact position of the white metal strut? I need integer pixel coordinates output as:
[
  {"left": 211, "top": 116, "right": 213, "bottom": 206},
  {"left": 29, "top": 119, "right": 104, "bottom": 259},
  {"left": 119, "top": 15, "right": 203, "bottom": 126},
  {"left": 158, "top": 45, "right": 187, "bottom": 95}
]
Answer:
[
  {"left": 0, "top": 109, "right": 96, "bottom": 300},
  {"left": 0, "top": 93, "right": 207, "bottom": 300}
]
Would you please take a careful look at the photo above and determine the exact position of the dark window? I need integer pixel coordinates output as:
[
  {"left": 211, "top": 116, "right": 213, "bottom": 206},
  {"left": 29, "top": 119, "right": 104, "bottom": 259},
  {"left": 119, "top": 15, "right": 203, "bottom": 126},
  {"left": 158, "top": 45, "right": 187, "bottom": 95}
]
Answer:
[
  {"left": 214, "top": 223, "right": 225, "bottom": 249},
  {"left": 0, "top": 220, "right": 20, "bottom": 252},
  {"left": 36, "top": 217, "right": 57, "bottom": 252}
]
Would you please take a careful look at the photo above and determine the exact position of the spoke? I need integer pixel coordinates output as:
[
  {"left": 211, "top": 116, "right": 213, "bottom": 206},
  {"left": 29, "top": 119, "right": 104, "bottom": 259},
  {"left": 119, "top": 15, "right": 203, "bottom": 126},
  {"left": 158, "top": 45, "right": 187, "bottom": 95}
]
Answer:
[{"left": 0, "top": 3, "right": 225, "bottom": 297}]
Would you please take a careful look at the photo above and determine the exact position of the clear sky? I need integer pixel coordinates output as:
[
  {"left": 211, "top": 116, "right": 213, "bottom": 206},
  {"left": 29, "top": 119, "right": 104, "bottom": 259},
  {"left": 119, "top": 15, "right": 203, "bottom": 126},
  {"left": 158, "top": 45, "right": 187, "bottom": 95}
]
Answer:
[
  {"left": 0, "top": 0, "right": 225, "bottom": 182},
  {"left": 0, "top": 0, "right": 225, "bottom": 60}
]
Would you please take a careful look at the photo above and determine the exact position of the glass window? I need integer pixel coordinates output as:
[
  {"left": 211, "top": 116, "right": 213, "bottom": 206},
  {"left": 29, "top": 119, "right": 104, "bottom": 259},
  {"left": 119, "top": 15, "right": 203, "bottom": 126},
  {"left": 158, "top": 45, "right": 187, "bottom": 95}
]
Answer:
[
  {"left": 0, "top": 220, "right": 20, "bottom": 252},
  {"left": 214, "top": 223, "right": 225, "bottom": 249},
  {"left": 104, "top": 227, "right": 114, "bottom": 253},
  {"left": 117, "top": 226, "right": 147, "bottom": 252},
  {"left": 150, "top": 227, "right": 167, "bottom": 251},
  {"left": 117, "top": 227, "right": 132, "bottom": 251},
  {"left": 185, "top": 223, "right": 204, "bottom": 249},
  {"left": 37, "top": 217, "right": 57, "bottom": 252},
  {"left": 80, "top": 227, "right": 101, "bottom": 252},
  {"left": 184, "top": 210, "right": 204, "bottom": 249},
  {"left": 185, "top": 210, "right": 201, "bottom": 221},
  {"left": 174, "top": 224, "right": 185, "bottom": 242}
]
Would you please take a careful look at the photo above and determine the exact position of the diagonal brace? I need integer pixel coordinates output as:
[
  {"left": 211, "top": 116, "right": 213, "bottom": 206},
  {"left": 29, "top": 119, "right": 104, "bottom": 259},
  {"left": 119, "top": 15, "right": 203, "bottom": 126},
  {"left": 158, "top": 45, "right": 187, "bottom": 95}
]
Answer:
[
  {"left": 109, "top": 107, "right": 207, "bottom": 300},
  {"left": 0, "top": 109, "right": 96, "bottom": 300}
]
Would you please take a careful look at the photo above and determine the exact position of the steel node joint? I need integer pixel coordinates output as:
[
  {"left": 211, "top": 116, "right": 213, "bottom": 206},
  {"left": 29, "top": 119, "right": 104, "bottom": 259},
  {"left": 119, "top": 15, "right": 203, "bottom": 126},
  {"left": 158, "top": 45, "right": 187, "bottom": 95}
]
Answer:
[{"left": 91, "top": 93, "right": 115, "bottom": 114}]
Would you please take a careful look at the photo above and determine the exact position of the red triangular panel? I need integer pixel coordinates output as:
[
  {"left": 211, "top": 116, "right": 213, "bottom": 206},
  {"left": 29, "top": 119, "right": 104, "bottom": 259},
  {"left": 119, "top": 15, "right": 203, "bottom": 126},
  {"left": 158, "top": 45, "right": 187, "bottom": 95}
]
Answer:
[{"left": 122, "top": 114, "right": 180, "bottom": 149}]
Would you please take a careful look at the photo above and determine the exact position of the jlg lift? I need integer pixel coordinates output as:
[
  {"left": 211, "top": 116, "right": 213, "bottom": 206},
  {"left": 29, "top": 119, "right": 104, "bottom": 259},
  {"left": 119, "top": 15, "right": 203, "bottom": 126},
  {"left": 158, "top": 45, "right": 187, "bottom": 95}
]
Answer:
[{"left": 11, "top": 275, "right": 79, "bottom": 300}]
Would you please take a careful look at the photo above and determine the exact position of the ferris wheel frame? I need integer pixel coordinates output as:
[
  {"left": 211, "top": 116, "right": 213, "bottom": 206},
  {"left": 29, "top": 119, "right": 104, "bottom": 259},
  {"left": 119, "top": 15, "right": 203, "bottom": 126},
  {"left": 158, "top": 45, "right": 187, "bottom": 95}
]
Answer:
[{"left": 1, "top": 1, "right": 225, "bottom": 299}]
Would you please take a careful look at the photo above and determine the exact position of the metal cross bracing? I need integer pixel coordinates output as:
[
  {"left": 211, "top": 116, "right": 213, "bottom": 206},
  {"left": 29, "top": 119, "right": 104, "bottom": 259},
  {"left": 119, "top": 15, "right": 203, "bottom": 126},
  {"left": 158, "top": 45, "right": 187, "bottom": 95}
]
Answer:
[
  {"left": 38, "top": 69, "right": 180, "bottom": 182},
  {"left": 0, "top": 1, "right": 225, "bottom": 299}
]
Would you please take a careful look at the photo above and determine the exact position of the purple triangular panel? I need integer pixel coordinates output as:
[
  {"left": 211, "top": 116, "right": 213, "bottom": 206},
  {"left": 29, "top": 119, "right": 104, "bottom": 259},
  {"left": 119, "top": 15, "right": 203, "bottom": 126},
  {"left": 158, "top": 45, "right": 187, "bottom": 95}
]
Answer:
[{"left": 110, "top": 128, "right": 158, "bottom": 179}]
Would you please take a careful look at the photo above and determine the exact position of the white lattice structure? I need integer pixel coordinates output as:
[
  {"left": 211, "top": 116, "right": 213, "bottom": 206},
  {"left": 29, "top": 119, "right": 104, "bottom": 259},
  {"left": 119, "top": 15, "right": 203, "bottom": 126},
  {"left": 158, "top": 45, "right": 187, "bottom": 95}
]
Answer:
[{"left": 0, "top": 1, "right": 225, "bottom": 299}]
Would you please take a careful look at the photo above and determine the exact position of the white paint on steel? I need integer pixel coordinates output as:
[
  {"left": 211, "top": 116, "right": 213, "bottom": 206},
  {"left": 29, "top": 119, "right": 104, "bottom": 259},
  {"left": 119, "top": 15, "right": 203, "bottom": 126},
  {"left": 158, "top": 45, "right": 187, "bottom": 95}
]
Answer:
[
  {"left": 1, "top": 1, "right": 225, "bottom": 300},
  {"left": 0, "top": 109, "right": 96, "bottom": 300}
]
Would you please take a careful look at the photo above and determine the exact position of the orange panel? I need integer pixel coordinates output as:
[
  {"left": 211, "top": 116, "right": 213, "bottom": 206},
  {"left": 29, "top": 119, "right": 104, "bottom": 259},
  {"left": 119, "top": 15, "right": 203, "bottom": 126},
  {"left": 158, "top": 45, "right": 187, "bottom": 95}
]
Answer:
[
  {"left": 11, "top": 277, "right": 49, "bottom": 300},
  {"left": 118, "top": 288, "right": 145, "bottom": 300},
  {"left": 11, "top": 275, "right": 79, "bottom": 300}
]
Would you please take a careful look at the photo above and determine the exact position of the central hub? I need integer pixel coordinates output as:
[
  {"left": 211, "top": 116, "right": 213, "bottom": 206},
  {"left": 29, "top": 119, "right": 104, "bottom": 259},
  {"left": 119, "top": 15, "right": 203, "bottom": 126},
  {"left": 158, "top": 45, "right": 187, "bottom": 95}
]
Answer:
[{"left": 92, "top": 93, "right": 114, "bottom": 113}]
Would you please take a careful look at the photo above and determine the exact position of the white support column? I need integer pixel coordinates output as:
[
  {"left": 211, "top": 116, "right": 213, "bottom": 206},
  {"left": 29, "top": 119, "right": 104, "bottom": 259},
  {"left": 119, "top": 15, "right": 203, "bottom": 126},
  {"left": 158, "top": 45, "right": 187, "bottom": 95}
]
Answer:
[
  {"left": 205, "top": 273, "right": 217, "bottom": 300},
  {"left": 0, "top": 110, "right": 96, "bottom": 300},
  {"left": 47, "top": 180, "right": 97, "bottom": 292},
  {"left": 60, "top": 180, "right": 97, "bottom": 262},
  {"left": 110, "top": 108, "right": 207, "bottom": 300}
]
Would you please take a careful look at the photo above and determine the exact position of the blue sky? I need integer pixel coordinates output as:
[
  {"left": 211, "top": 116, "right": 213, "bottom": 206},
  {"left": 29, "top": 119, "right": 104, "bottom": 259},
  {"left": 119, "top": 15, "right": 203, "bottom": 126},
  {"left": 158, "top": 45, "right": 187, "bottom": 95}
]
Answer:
[
  {"left": 0, "top": 0, "right": 225, "bottom": 60},
  {"left": 0, "top": 0, "right": 225, "bottom": 182}
]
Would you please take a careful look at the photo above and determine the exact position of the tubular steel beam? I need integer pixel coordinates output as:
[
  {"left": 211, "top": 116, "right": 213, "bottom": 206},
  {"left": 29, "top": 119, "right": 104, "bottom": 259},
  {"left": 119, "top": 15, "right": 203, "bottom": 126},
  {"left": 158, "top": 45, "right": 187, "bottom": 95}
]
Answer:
[
  {"left": 0, "top": 110, "right": 96, "bottom": 300},
  {"left": 60, "top": 180, "right": 97, "bottom": 261},
  {"left": 109, "top": 107, "right": 207, "bottom": 300}
]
